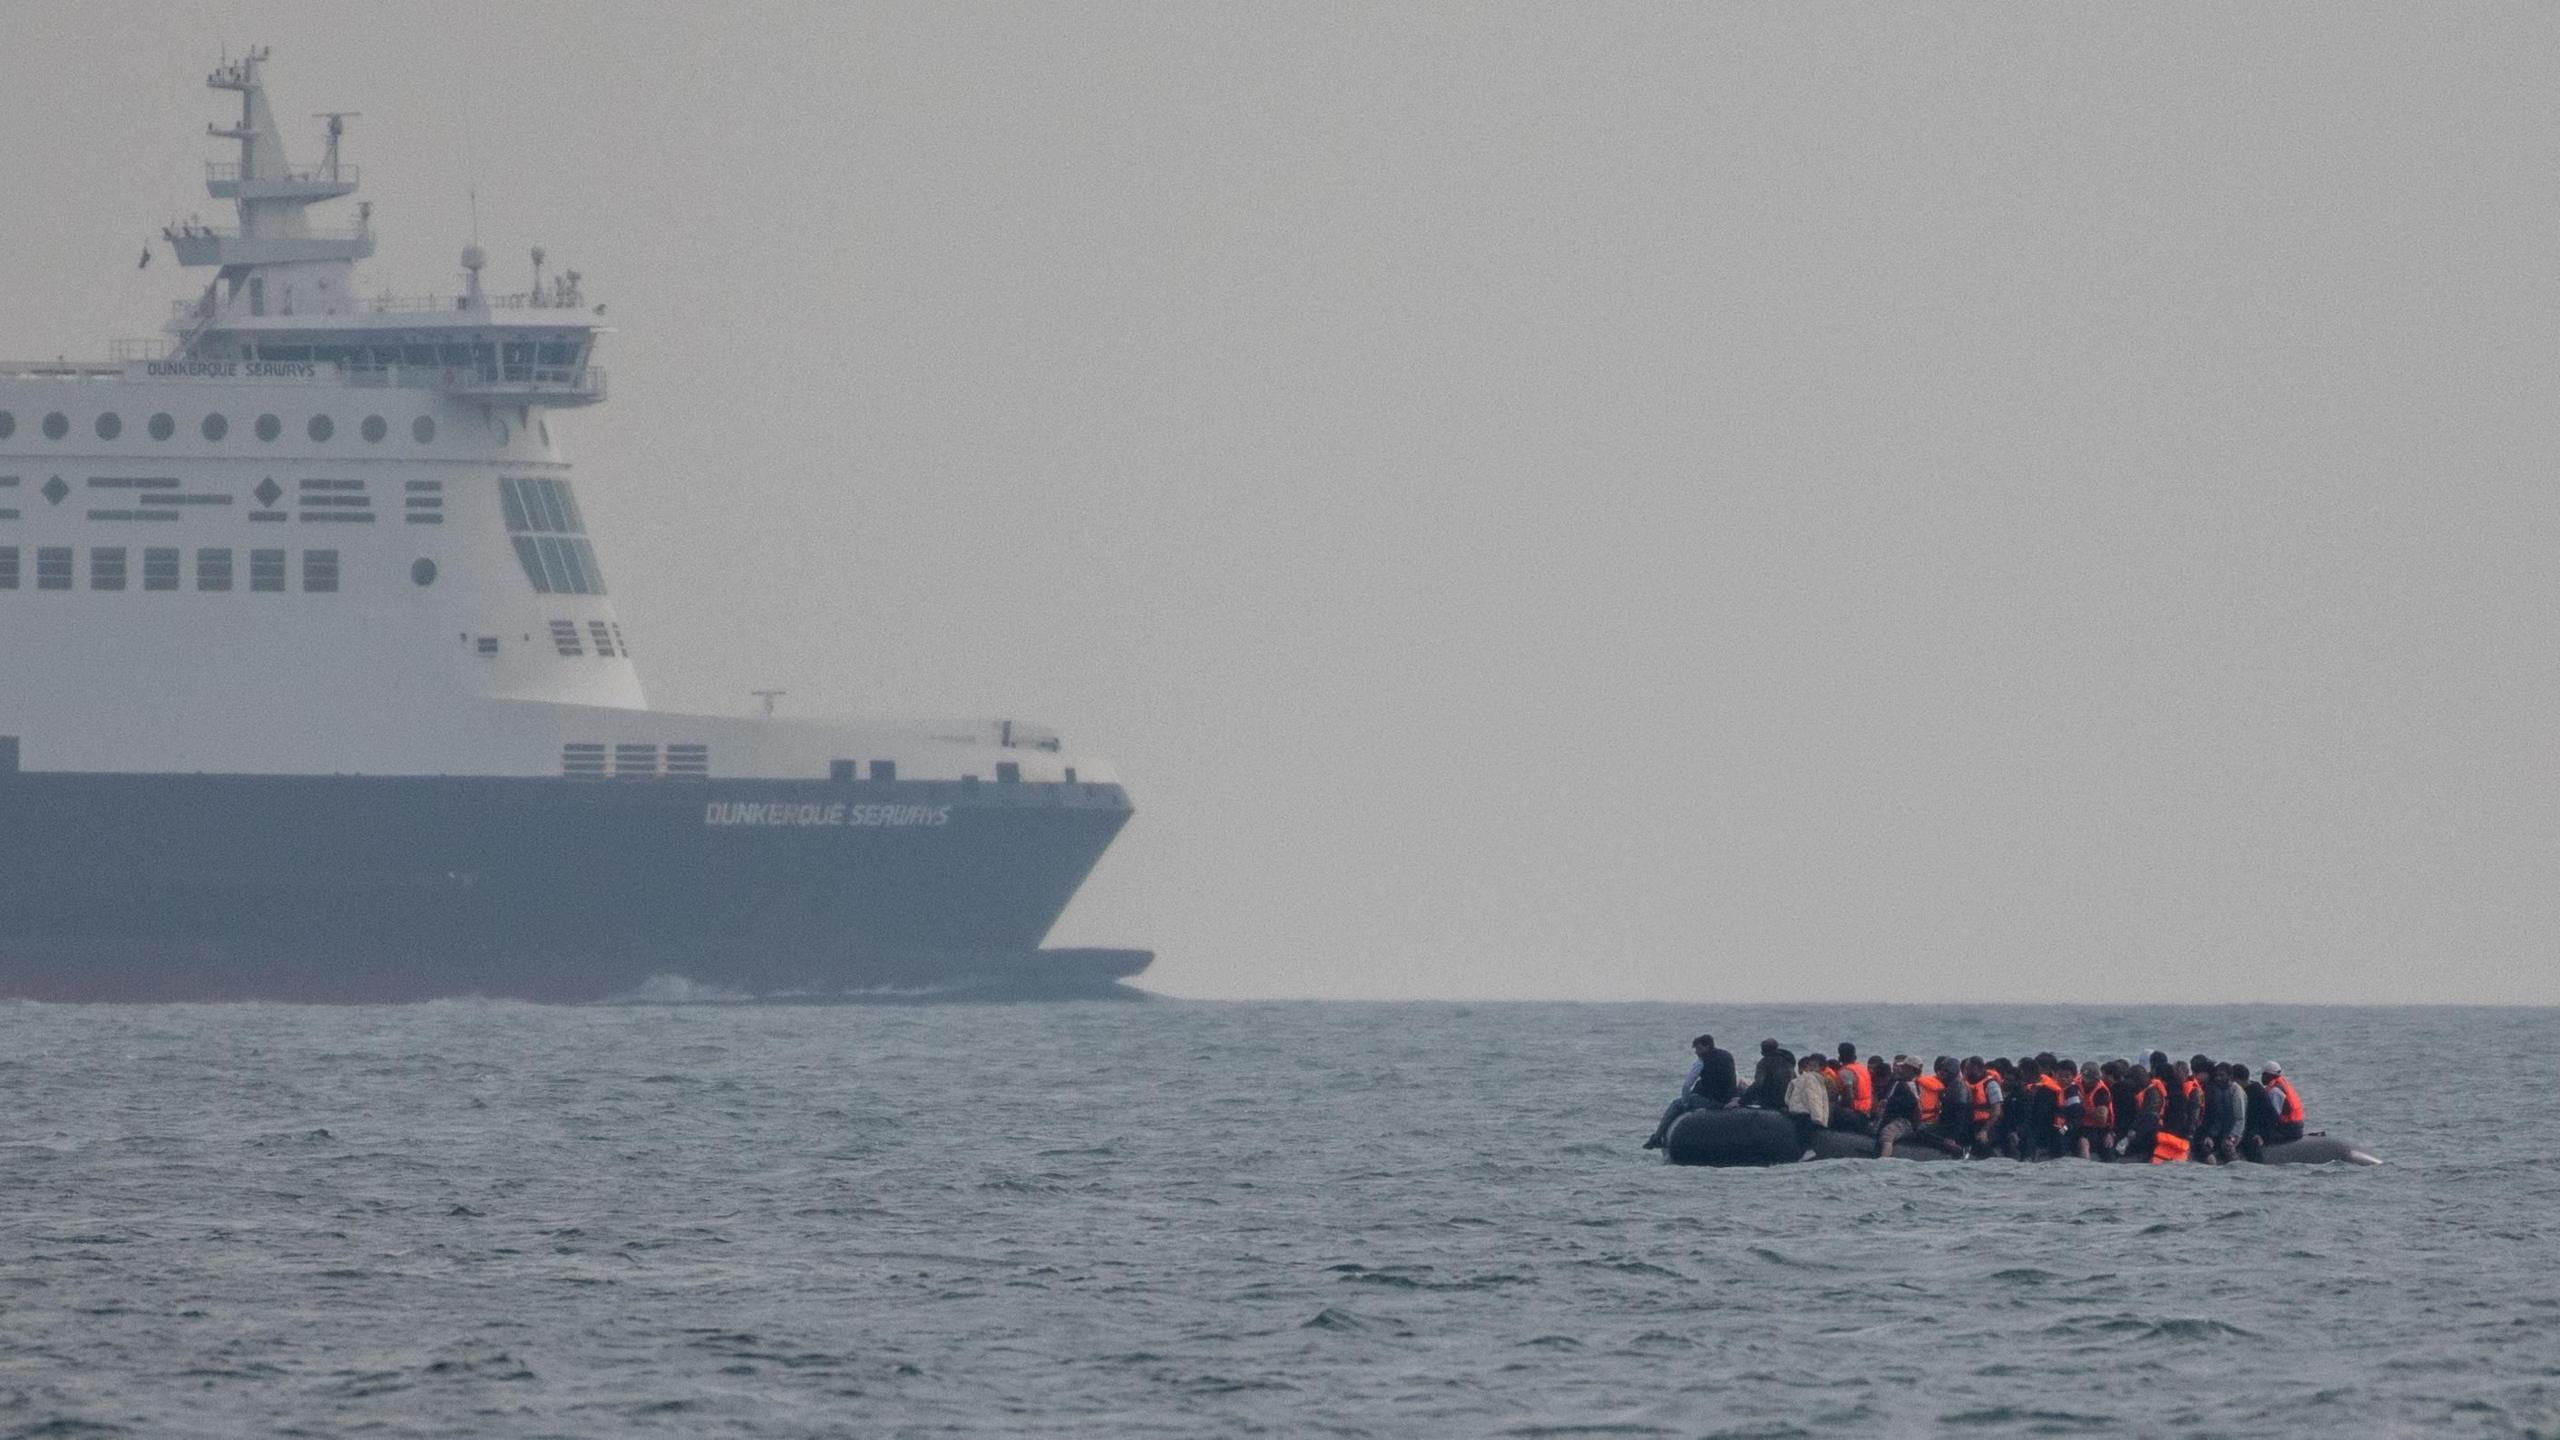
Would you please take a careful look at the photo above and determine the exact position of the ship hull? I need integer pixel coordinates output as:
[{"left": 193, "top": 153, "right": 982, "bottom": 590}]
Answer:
[{"left": 0, "top": 773, "right": 1142, "bottom": 1002}]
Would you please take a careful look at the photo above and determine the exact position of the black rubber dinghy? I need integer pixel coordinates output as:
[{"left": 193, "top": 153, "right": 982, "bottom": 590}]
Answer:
[
  {"left": 1665, "top": 1111, "right": 2382, "bottom": 1167},
  {"left": 1801, "top": 1128, "right": 1959, "bottom": 1162},
  {"left": 1662, "top": 1107, "right": 1800, "bottom": 1167}
]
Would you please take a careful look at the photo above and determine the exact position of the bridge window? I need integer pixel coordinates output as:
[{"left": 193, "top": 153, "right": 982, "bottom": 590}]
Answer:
[
  {"left": 550, "top": 620, "right": 583, "bottom": 656},
  {"left": 498, "top": 476, "right": 606, "bottom": 595},
  {"left": 197, "top": 548, "right": 232, "bottom": 591}
]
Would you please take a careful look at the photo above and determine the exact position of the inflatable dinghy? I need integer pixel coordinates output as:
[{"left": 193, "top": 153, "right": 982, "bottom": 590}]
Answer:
[
  {"left": 2258, "top": 1134, "right": 2382, "bottom": 1166},
  {"left": 1663, "top": 1108, "right": 2382, "bottom": 1167},
  {"left": 1662, "top": 1107, "right": 1800, "bottom": 1167}
]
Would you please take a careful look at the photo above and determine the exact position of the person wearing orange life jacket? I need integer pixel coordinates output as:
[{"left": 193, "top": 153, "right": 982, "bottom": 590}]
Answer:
[
  {"left": 1876, "top": 1058, "right": 1963, "bottom": 1158},
  {"left": 1916, "top": 1061, "right": 1947, "bottom": 1128},
  {"left": 1938, "top": 1057, "right": 1989, "bottom": 1157},
  {"left": 2261, "top": 1062, "right": 2307, "bottom": 1143},
  {"left": 2174, "top": 1061, "right": 2206, "bottom": 1148},
  {"left": 2078, "top": 1061, "right": 2117, "bottom": 1160},
  {"left": 2137, "top": 1057, "right": 2171, "bottom": 1129},
  {"left": 2127, "top": 1079, "right": 2186, "bottom": 1162},
  {"left": 2025, "top": 1056, "right": 2069, "bottom": 1160},
  {"left": 1831, "top": 1042, "right": 1875, "bottom": 1133}
]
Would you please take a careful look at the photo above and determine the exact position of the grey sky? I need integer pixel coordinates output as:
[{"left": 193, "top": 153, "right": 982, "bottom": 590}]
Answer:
[{"left": 3, "top": 4, "right": 2550, "bottom": 1002}]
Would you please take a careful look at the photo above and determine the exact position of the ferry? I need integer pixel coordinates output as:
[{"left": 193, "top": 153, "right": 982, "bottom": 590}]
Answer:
[{"left": 0, "top": 50, "right": 1146, "bottom": 1001}]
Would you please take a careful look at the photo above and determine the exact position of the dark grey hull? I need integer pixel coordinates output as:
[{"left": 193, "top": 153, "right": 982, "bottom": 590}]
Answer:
[{"left": 0, "top": 772, "right": 1143, "bottom": 1002}]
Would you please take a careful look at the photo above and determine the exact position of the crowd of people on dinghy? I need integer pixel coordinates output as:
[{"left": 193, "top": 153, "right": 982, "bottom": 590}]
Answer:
[{"left": 1645, "top": 1035, "right": 2310, "bottom": 1163}]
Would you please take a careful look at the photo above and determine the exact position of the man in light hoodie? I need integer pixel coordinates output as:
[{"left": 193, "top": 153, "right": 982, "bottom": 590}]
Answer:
[{"left": 1782, "top": 1052, "right": 1832, "bottom": 1148}]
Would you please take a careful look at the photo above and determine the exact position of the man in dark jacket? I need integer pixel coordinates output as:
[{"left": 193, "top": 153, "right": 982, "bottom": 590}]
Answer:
[
  {"left": 1742, "top": 1038, "right": 1795, "bottom": 1110},
  {"left": 1643, "top": 1033, "right": 1738, "bottom": 1149}
]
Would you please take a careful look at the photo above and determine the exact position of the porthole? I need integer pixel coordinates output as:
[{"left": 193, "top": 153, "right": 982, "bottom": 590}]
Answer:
[
  {"left": 42, "top": 412, "right": 68, "bottom": 440},
  {"left": 411, "top": 558, "right": 438, "bottom": 587},
  {"left": 362, "top": 415, "right": 387, "bottom": 443},
  {"left": 0, "top": 412, "right": 12, "bottom": 439},
  {"left": 148, "top": 412, "right": 175, "bottom": 441},
  {"left": 255, "top": 413, "right": 281, "bottom": 442},
  {"left": 412, "top": 415, "right": 436, "bottom": 444},
  {"left": 201, "top": 413, "right": 229, "bottom": 442},
  {"left": 95, "top": 413, "right": 122, "bottom": 441},
  {"left": 307, "top": 414, "right": 334, "bottom": 442}
]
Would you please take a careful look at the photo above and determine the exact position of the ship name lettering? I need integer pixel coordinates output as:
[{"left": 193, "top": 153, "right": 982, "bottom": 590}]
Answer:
[
  {"left": 702, "top": 801, "right": 952, "bottom": 829},
  {"left": 145, "top": 360, "right": 240, "bottom": 378}
]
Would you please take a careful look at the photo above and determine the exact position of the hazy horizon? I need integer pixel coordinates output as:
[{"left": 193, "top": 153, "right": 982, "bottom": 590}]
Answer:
[{"left": 3, "top": 4, "right": 2550, "bottom": 1005}]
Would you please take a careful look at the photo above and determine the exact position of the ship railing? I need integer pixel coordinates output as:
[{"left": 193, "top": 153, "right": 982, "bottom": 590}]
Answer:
[
  {"left": 109, "top": 338, "right": 173, "bottom": 362},
  {"left": 341, "top": 363, "right": 608, "bottom": 400},
  {"left": 356, "top": 291, "right": 593, "bottom": 315},
  {"left": 206, "top": 161, "right": 360, "bottom": 187},
  {"left": 161, "top": 222, "right": 372, "bottom": 243},
  {"left": 0, "top": 359, "right": 126, "bottom": 379}
]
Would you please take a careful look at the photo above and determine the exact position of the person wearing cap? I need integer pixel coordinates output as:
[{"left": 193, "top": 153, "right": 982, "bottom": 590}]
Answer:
[{"left": 2261, "top": 1062, "right": 2307, "bottom": 1143}]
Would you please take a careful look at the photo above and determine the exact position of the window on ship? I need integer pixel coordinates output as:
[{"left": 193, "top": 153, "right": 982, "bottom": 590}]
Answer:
[{"left": 498, "top": 475, "right": 608, "bottom": 596}]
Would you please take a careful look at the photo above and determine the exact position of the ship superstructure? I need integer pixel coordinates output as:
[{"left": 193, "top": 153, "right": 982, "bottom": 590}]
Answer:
[{"left": 0, "top": 51, "right": 1144, "bottom": 1000}]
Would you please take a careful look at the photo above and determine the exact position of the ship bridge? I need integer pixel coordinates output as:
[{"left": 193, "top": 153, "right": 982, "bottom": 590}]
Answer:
[{"left": 159, "top": 47, "right": 604, "bottom": 409}]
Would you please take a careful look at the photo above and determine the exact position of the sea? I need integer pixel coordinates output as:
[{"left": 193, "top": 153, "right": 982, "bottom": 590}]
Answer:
[{"left": 0, "top": 999, "right": 2552, "bottom": 1439}]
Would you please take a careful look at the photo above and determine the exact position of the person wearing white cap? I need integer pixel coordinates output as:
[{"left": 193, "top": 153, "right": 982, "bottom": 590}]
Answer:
[{"left": 2260, "top": 1062, "right": 2308, "bottom": 1143}]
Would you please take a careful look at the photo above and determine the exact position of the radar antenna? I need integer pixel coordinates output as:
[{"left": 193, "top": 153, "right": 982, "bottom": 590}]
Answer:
[
  {"left": 311, "top": 111, "right": 359, "bottom": 181},
  {"left": 752, "top": 690, "right": 787, "bottom": 719}
]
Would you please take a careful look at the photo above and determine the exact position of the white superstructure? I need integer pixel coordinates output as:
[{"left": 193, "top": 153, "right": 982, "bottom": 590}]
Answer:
[{"left": 0, "top": 49, "right": 1105, "bottom": 790}]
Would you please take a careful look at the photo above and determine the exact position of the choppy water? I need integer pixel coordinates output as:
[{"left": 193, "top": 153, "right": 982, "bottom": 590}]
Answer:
[{"left": 1, "top": 1000, "right": 2553, "bottom": 1437}]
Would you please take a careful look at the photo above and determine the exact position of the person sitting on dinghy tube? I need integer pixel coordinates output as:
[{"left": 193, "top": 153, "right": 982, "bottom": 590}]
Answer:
[{"left": 1643, "top": 1034, "right": 1738, "bottom": 1150}]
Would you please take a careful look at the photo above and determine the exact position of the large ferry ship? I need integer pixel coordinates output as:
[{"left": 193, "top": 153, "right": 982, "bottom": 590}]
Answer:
[{"left": 0, "top": 51, "right": 1146, "bottom": 1001}]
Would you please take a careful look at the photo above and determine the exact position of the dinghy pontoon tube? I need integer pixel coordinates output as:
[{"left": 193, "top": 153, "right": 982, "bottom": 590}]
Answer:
[{"left": 1663, "top": 1110, "right": 2381, "bottom": 1167}]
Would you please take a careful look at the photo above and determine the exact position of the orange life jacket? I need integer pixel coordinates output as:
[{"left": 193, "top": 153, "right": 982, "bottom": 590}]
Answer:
[
  {"left": 1917, "top": 1073, "right": 1944, "bottom": 1123},
  {"left": 2150, "top": 1128, "right": 2190, "bottom": 1164},
  {"left": 2035, "top": 1073, "right": 2066, "bottom": 1128},
  {"left": 2138, "top": 1077, "right": 2167, "bottom": 1114},
  {"left": 1839, "top": 1063, "right": 1872, "bottom": 1115},
  {"left": 2268, "top": 1076, "right": 2306, "bottom": 1126},
  {"left": 1967, "top": 1078, "right": 1993, "bottom": 1128},
  {"left": 2083, "top": 1082, "right": 2115, "bottom": 1131}
]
